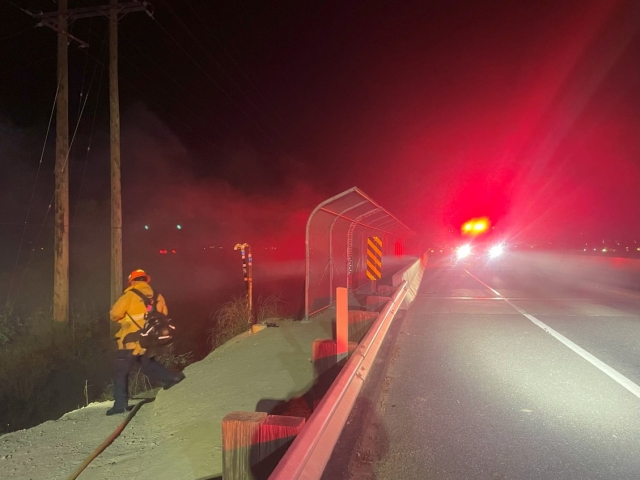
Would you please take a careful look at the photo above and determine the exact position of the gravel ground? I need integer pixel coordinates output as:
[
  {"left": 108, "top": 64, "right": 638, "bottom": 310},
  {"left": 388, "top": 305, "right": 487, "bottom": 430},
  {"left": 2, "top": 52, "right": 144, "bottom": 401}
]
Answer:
[{"left": 0, "top": 318, "right": 333, "bottom": 480}]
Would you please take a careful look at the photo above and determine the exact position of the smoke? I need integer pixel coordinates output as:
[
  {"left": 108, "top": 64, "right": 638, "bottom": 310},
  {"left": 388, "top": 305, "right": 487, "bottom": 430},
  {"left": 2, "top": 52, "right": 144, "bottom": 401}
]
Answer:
[
  {"left": 1, "top": 105, "right": 325, "bottom": 318},
  {"left": 120, "top": 104, "right": 322, "bottom": 253},
  {"left": 0, "top": 119, "right": 57, "bottom": 306}
]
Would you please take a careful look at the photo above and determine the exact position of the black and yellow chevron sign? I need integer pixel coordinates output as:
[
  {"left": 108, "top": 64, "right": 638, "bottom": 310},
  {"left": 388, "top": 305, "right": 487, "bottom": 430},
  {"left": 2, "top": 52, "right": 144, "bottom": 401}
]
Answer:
[{"left": 366, "top": 236, "right": 383, "bottom": 280}]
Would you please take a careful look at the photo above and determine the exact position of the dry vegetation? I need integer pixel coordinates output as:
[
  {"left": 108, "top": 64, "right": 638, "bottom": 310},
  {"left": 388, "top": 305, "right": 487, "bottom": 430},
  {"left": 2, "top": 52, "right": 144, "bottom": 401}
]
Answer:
[
  {"left": 0, "top": 293, "right": 286, "bottom": 434},
  {"left": 0, "top": 305, "right": 113, "bottom": 434},
  {"left": 207, "top": 293, "right": 284, "bottom": 350}
]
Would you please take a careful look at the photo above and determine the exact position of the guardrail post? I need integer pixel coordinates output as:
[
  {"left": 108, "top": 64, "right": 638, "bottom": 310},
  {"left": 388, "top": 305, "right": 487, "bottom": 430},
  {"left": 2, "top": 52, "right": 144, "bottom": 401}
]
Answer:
[
  {"left": 257, "top": 416, "right": 306, "bottom": 478},
  {"left": 223, "top": 411, "right": 267, "bottom": 480},
  {"left": 222, "top": 411, "right": 305, "bottom": 480}
]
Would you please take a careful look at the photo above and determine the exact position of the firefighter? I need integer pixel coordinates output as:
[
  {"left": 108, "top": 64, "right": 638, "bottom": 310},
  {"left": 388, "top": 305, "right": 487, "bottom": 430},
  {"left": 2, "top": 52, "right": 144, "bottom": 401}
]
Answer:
[{"left": 106, "top": 269, "right": 185, "bottom": 415}]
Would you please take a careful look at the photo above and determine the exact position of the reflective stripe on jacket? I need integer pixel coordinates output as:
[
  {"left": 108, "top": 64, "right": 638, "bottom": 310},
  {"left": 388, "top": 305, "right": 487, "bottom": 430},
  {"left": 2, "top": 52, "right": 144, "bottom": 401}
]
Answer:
[{"left": 109, "top": 281, "right": 168, "bottom": 355}]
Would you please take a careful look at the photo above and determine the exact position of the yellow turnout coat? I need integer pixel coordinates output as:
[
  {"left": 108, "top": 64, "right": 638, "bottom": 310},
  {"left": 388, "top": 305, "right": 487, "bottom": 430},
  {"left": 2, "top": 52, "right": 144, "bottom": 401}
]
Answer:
[{"left": 109, "top": 281, "right": 168, "bottom": 356}]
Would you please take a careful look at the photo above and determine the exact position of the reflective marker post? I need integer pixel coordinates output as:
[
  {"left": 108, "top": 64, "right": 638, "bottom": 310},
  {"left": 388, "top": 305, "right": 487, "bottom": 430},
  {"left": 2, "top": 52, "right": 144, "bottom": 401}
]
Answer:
[
  {"left": 366, "top": 236, "right": 383, "bottom": 294},
  {"left": 234, "top": 243, "right": 254, "bottom": 325},
  {"left": 336, "top": 287, "right": 349, "bottom": 360}
]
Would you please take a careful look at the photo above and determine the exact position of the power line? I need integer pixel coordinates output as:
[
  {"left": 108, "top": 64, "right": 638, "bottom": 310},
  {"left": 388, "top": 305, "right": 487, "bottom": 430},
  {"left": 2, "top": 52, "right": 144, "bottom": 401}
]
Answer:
[
  {"left": 113, "top": 32, "right": 232, "bottom": 142},
  {"left": 159, "top": 0, "right": 287, "bottom": 134},
  {"left": 184, "top": 0, "right": 290, "bottom": 127},
  {"left": 117, "top": 29, "right": 244, "bottom": 142},
  {"left": 235, "top": 0, "right": 304, "bottom": 105},
  {"left": 10, "top": 44, "right": 98, "bottom": 306},
  {"left": 150, "top": 14, "right": 284, "bottom": 150},
  {"left": 76, "top": 19, "right": 94, "bottom": 120},
  {"left": 5, "top": 82, "right": 59, "bottom": 308},
  {"left": 0, "top": 55, "right": 56, "bottom": 76},
  {"left": 72, "top": 29, "right": 108, "bottom": 222},
  {"left": 1, "top": 0, "right": 27, "bottom": 12},
  {"left": 0, "top": 25, "right": 35, "bottom": 43},
  {"left": 84, "top": 48, "right": 225, "bottom": 152},
  {"left": 89, "top": 27, "right": 248, "bottom": 152}
]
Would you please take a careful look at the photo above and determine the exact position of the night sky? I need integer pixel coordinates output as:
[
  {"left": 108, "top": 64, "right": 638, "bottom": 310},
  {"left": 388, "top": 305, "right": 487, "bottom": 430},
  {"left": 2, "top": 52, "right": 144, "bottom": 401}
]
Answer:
[{"left": 2, "top": 0, "right": 639, "bottom": 281}]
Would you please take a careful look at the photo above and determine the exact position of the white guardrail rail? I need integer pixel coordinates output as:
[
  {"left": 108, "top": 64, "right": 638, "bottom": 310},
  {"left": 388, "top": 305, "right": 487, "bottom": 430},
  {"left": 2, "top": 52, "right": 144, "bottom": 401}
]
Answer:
[{"left": 269, "top": 280, "right": 409, "bottom": 479}]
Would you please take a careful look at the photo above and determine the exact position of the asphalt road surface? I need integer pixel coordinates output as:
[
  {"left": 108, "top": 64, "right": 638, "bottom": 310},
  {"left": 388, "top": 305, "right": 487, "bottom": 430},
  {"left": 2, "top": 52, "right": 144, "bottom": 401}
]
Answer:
[{"left": 324, "top": 252, "right": 640, "bottom": 480}]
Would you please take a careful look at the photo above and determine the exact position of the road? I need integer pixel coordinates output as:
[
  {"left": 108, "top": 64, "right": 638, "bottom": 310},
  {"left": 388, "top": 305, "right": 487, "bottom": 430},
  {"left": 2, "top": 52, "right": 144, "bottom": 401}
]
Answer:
[{"left": 324, "top": 252, "right": 640, "bottom": 480}]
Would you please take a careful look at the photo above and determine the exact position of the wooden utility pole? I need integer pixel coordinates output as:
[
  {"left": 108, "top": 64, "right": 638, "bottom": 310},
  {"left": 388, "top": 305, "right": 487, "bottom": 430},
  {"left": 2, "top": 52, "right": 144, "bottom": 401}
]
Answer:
[
  {"left": 25, "top": 2, "right": 152, "bottom": 309},
  {"left": 110, "top": 0, "right": 123, "bottom": 304},
  {"left": 53, "top": 0, "right": 69, "bottom": 323}
]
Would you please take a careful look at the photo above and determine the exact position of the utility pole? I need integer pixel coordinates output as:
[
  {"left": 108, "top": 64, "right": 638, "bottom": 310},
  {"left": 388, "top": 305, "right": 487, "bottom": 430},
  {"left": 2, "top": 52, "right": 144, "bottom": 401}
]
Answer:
[
  {"left": 110, "top": 0, "right": 123, "bottom": 304},
  {"left": 25, "top": 2, "right": 153, "bottom": 311},
  {"left": 53, "top": 0, "right": 69, "bottom": 323}
]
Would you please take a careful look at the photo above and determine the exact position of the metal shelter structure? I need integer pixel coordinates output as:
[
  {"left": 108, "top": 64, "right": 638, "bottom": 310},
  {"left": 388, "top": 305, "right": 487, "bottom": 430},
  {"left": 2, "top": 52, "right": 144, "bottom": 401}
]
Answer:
[{"left": 305, "top": 187, "right": 414, "bottom": 320}]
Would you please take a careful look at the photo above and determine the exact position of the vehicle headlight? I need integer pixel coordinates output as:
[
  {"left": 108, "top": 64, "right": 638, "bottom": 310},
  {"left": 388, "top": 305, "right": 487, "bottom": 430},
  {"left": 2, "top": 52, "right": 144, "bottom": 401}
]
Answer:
[
  {"left": 489, "top": 244, "right": 503, "bottom": 258},
  {"left": 457, "top": 244, "right": 472, "bottom": 259}
]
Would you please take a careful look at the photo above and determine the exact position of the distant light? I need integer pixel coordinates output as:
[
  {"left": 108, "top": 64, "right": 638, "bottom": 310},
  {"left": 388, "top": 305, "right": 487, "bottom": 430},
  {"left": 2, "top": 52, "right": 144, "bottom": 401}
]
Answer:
[
  {"left": 171, "top": 249, "right": 177, "bottom": 254},
  {"left": 144, "top": 225, "right": 149, "bottom": 230},
  {"left": 461, "top": 217, "right": 490, "bottom": 236},
  {"left": 159, "top": 249, "right": 168, "bottom": 255},
  {"left": 176, "top": 225, "right": 182, "bottom": 230}
]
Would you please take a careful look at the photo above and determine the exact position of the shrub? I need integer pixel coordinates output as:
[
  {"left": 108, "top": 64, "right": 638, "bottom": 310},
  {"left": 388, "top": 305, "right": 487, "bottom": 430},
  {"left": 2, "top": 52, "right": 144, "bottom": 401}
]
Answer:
[
  {"left": 0, "top": 307, "right": 25, "bottom": 346},
  {"left": 256, "top": 294, "right": 284, "bottom": 324},
  {"left": 207, "top": 294, "right": 286, "bottom": 352},
  {"left": 208, "top": 295, "right": 252, "bottom": 350}
]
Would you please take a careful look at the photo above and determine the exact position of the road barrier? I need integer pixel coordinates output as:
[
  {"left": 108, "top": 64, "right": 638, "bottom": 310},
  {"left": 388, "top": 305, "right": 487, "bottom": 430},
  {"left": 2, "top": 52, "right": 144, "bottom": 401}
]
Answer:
[
  {"left": 268, "top": 280, "right": 409, "bottom": 479},
  {"left": 392, "top": 253, "right": 428, "bottom": 309}
]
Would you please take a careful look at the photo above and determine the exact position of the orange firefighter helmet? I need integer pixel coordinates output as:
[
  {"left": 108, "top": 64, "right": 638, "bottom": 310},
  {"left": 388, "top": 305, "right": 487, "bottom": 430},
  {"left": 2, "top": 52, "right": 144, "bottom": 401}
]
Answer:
[{"left": 128, "top": 269, "right": 150, "bottom": 284}]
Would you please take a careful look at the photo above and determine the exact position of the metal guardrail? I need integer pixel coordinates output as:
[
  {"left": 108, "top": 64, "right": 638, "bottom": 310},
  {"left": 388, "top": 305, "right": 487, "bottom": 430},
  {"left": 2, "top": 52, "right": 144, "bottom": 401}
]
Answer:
[{"left": 269, "top": 280, "right": 409, "bottom": 479}]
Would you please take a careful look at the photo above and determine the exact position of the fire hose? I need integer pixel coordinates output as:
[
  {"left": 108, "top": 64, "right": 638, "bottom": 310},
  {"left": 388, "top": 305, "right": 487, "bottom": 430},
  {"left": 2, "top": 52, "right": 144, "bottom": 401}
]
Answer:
[{"left": 66, "top": 398, "right": 154, "bottom": 480}]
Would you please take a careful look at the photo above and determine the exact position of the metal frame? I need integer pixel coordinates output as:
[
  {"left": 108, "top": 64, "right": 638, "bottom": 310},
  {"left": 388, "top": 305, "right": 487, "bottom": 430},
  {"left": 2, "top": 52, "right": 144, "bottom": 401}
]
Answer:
[{"left": 304, "top": 187, "right": 413, "bottom": 321}]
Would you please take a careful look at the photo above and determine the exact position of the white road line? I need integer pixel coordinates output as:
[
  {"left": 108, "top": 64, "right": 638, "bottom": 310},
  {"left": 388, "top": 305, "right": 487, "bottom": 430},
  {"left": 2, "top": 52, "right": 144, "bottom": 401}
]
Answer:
[
  {"left": 418, "top": 296, "right": 592, "bottom": 301},
  {"left": 464, "top": 269, "right": 640, "bottom": 400}
]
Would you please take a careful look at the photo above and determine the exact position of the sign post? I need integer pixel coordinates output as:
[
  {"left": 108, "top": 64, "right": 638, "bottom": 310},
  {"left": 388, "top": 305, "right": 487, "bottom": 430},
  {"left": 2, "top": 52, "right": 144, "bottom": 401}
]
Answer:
[{"left": 234, "top": 243, "right": 253, "bottom": 325}]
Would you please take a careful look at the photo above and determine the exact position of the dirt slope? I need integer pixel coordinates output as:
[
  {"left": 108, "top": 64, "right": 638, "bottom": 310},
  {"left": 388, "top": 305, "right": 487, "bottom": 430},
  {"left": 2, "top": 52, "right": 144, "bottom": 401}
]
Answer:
[{"left": 0, "top": 319, "right": 332, "bottom": 480}]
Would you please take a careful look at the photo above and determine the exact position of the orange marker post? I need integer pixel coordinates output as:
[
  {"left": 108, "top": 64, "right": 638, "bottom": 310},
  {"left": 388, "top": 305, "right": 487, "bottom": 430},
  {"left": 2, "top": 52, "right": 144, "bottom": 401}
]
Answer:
[{"left": 336, "top": 287, "right": 348, "bottom": 358}]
